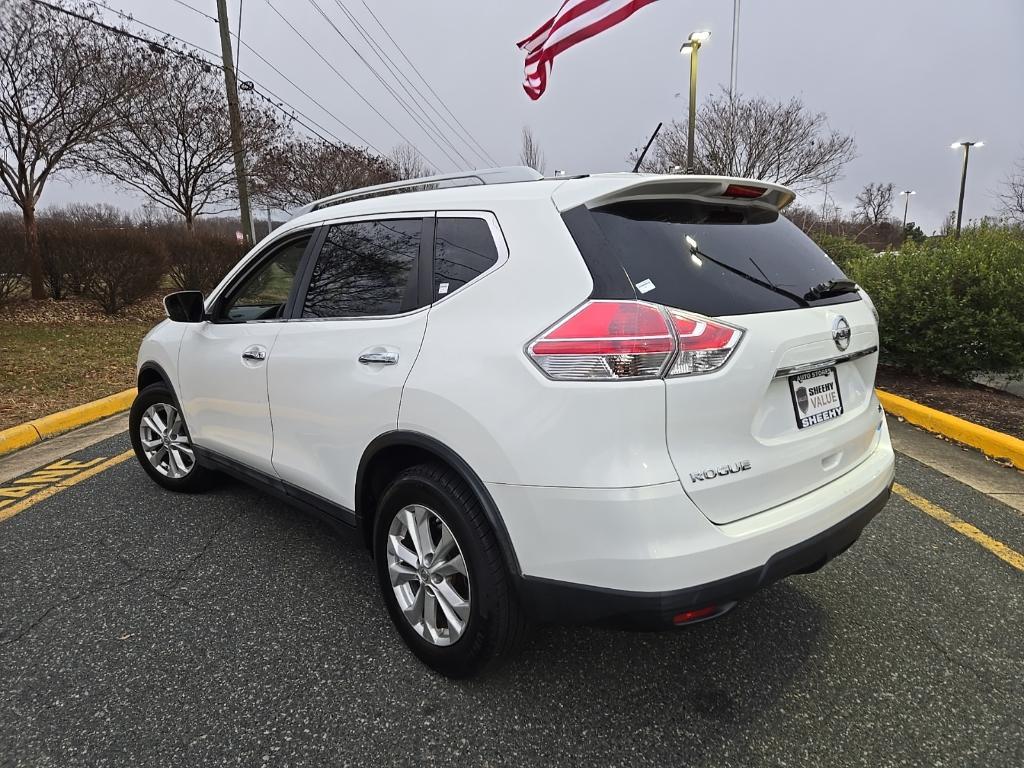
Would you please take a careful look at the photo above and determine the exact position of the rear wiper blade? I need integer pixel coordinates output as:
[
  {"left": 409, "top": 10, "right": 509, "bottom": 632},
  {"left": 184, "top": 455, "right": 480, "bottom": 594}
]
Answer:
[
  {"left": 687, "top": 243, "right": 809, "bottom": 308},
  {"left": 804, "top": 279, "right": 859, "bottom": 301}
]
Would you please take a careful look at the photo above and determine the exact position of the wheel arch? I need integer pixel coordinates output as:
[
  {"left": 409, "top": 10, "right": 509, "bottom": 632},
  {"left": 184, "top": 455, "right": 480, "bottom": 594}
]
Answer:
[
  {"left": 137, "top": 361, "right": 172, "bottom": 392},
  {"left": 356, "top": 431, "right": 522, "bottom": 578}
]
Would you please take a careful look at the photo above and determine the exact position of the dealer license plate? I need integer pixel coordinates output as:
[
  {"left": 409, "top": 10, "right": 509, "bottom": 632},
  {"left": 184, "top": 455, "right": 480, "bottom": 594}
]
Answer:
[{"left": 789, "top": 366, "right": 844, "bottom": 429}]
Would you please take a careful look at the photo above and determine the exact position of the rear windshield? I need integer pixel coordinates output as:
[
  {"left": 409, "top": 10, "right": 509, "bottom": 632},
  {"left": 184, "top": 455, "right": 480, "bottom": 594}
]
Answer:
[{"left": 565, "top": 199, "right": 859, "bottom": 316}]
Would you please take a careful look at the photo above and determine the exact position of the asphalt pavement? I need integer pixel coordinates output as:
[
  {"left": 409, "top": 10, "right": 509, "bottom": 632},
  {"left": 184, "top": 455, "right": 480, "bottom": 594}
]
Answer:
[{"left": 1, "top": 430, "right": 1022, "bottom": 767}]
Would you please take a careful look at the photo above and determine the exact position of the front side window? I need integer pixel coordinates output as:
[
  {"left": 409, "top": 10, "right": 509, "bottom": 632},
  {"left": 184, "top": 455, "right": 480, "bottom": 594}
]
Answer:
[
  {"left": 302, "top": 219, "right": 421, "bottom": 318},
  {"left": 219, "top": 235, "right": 310, "bottom": 322},
  {"left": 433, "top": 217, "right": 499, "bottom": 299}
]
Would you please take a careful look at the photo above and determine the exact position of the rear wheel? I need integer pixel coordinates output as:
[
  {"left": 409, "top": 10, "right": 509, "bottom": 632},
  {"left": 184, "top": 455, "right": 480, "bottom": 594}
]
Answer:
[
  {"left": 129, "top": 384, "right": 213, "bottom": 492},
  {"left": 373, "top": 463, "right": 527, "bottom": 678}
]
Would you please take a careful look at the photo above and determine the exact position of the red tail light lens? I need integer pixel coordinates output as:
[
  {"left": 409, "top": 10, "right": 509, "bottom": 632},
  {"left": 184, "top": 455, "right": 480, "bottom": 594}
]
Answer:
[
  {"left": 528, "top": 301, "right": 674, "bottom": 380},
  {"left": 666, "top": 309, "right": 743, "bottom": 376},
  {"left": 527, "top": 301, "right": 743, "bottom": 381}
]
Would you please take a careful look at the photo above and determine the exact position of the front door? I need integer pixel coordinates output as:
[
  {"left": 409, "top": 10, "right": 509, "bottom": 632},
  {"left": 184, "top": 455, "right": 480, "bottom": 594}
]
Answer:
[
  {"left": 177, "top": 232, "right": 314, "bottom": 475},
  {"left": 269, "top": 216, "right": 430, "bottom": 510}
]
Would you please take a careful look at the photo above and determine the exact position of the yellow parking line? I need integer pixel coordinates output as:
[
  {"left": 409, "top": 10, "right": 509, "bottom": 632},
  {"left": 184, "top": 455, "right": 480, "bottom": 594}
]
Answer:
[
  {"left": 893, "top": 482, "right": 1024, "bottom": 572},
  {"left": 0, "top": 449, "right": 135, "bottom": 524}
]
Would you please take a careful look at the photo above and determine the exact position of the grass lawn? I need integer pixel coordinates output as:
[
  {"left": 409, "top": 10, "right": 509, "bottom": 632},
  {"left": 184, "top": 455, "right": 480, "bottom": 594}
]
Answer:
[{"left": 0, "top": 321, "right": 154, "bottom": 431}]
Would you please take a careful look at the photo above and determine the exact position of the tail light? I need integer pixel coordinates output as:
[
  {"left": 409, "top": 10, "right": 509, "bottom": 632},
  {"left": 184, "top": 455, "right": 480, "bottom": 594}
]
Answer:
[
  {"left": 527, "top": 301, "right": 674, "bottom": 380},
  {"left": 665, "top": 308, "right": 743, "bottom": 377},
  {"left": 527, "top": 300, "right": 743, "bottom": 381}
]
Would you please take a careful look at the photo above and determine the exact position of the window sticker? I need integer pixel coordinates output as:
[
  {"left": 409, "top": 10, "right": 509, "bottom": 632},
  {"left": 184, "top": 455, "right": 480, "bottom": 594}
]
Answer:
[
  {"left": 635, "top": 278, "right": 655, "bottom": 294},
  {"left": 438, "top": 282, "right": 450, "bottom": 295}
]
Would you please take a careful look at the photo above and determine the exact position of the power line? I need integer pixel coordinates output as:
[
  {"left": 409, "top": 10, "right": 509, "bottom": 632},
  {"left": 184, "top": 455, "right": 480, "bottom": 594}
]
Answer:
[
  {"left": 300, "top": 0, "right": 466, "bottom": 170},
  {"left": 30, "top": 0, "right": 355, "bottom": 154},
  {"left": 81, "top": 0, "right": 383, "bottom": 152},
  {"left": 263, "top": 0, "right": 442, "bottom": 170},
  {"left": 167, "top": 0, "right": 217, "bottom": 23},
  {"left": 359, "top": 1, "right": 499, "bottom": 167},
  {"left": 329, "top": 0, "right": 476, "bottom": 169}
]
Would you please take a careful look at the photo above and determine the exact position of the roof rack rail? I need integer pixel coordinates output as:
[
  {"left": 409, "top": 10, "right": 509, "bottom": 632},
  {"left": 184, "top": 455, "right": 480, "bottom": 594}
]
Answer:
[{"left": 306, "top": 166, "right": 544, "bottom": 213}]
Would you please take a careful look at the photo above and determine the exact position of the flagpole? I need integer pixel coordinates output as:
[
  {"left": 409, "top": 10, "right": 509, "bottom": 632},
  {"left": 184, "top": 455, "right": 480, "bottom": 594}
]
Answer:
[{"left": 730, "top": 0, "right": 740, "bottom": 98}]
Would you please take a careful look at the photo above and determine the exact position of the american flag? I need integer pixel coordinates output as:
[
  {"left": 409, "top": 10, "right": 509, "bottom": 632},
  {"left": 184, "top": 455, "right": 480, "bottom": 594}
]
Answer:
[{"left": 517, "top": 0, "right": 660, "bottom": 100}]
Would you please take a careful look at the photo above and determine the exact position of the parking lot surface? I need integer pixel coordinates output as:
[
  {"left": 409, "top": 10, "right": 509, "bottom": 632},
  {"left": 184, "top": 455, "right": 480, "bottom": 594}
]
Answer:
[{"left": 1, "top": 431, "right": 1022, "bottom": 767}]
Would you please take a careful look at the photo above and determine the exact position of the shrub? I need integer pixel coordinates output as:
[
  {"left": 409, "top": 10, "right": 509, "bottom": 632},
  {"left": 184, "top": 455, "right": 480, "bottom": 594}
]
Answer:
[
  {"left": 77, "top": 229, "right": 167, "bottom": 314},
  {"left": 164, "top": 232, "right": 244, "bottom": 292},
  {"left": 39, "top": 205, "right": 137, "bottom": 299},
  {"left": 0, "top": 216, "right": 26, "bottom": 307},
  {"left": 810, "top": 233, "right": 875, "bottom": 273},
  {"left": 848, "top": 228, "right": 1024, "bottom": 381}
]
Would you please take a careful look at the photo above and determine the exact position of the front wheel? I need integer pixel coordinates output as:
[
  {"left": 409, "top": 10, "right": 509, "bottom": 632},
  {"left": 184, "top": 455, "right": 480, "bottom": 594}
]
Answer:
[
  {"left": 129, "top": 384, "right": 213, "bottom": 493},
  {"left": 373, "top": 463, "right": 527, "bottom": 678}
]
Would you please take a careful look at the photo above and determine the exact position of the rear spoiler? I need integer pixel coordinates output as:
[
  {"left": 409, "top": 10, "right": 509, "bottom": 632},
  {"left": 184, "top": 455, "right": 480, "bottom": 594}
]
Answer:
[{"left": 551, "top": 174, "right": 796, "bottom": 213}]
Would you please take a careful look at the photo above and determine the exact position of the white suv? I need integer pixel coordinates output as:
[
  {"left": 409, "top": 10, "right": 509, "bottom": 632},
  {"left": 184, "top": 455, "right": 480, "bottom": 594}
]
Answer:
[{"left": 132, "top": 168, "right": 895, "bottom": 677}]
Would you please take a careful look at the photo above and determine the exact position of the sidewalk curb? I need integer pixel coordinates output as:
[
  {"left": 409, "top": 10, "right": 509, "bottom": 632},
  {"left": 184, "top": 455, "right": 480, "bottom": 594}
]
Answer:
[
  {"left": 0, "top": 388, "right": 136, "bottom": 457},
  {"left": 877, "top": 390, "right": 1024, "bottom": 470}
]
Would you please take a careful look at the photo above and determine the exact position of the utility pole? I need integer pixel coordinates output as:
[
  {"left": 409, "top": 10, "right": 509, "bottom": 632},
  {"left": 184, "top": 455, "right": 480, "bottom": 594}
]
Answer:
[{"left": 216, "top": 0, "right": 255, "bottom": 248}]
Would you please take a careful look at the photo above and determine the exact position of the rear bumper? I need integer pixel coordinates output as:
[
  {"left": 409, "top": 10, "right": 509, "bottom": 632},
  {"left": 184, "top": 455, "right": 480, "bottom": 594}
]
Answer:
[{"left": 517, "top": 482, "right": 891, "bottom": 628}]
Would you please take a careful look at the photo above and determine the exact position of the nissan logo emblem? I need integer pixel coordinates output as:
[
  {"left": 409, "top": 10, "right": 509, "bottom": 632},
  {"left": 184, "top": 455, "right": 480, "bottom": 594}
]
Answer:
[{"left": 832, "top": 316, "right": 851, "bottom": 351}]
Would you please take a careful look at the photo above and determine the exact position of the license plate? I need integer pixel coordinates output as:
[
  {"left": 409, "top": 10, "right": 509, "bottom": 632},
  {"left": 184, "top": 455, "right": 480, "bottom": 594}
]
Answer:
[{"left": 789, "top": 366, "right": 844, "bottom": 429}]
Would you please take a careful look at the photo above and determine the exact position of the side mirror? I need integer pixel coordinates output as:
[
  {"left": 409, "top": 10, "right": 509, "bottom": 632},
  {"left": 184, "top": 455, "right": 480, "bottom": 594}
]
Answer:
[{"left": 164, "top": 291, "right": 206, "bottom": 323}]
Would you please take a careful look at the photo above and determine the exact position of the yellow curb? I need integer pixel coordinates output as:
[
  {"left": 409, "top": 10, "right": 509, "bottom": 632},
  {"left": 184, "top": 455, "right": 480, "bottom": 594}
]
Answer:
[
  {"left": 877, "top": 389, "right": 1024, "bottom": 470},
  {"left": 0, "top": 388, "right": 136, "bottom": 457}
]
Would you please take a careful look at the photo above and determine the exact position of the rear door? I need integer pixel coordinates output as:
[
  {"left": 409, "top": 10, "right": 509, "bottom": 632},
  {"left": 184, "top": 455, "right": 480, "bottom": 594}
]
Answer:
[
  {"left": 570, "top": 196, "right": 882, "bottom": 524},
  {"left": 268, "top": 214, "right": 431, "bottom": 511}
]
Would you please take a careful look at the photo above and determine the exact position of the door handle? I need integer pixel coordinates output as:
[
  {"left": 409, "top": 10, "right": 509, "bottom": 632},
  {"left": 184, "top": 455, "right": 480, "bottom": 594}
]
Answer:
[
  {"left": 241, "top": 345, "right": 267, "bottom": 362},
  {"left": 358, "top": 351, "right": 399, "bottom": 365}
]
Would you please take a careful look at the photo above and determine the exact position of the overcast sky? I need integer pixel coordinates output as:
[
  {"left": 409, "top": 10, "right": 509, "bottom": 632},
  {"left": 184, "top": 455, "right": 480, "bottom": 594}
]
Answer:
[{"left": 39, "top": 0, "right": 1024, "bottom": 234}]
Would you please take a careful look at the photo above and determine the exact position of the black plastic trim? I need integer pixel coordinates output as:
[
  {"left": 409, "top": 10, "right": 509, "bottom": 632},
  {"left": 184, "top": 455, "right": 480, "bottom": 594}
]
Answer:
[
  {"left": 560, "top": 204, "right": 636, "bottom": 299},
  {"left": 193, "top": 445, "right": 357, "bottom": 528},
  {"left": 517, "top": 482, "right": 892, "bottom": 629},
  {"left": 355, "top": 431, "right": 522, "bottom": 577}
]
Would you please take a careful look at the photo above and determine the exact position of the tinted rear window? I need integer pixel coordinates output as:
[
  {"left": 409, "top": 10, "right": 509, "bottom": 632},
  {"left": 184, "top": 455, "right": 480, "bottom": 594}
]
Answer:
[
  {"left": 433, "top": 218, "right": 499, "bottom": 299},
  {"left": 567, "top": 199, "right": 859, "bottom": 316}
]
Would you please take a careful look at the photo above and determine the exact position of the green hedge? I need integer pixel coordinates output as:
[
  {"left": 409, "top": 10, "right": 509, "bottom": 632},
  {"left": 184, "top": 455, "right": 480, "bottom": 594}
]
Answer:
[
  {"left": 847, "top": 229, "right": 1024, "bottom": 381},
  {"left": 810, "top": 233, "right": 875, "bottom": 272}
]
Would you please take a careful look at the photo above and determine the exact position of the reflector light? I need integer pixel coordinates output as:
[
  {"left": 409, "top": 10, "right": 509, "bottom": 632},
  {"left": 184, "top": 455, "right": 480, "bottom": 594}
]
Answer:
[
  {"left": 722, "top": 184, "right": 766, "bottom": 199},
  {"left": 673, "top": 605, "right": 719, "bottom": 624}
]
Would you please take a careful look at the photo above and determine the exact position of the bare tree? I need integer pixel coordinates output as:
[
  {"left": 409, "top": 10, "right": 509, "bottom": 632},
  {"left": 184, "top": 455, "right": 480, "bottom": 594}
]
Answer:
[
  {"left": 252, "top": 137, "right": 396, "bottom": 209},
  {"left": 997, "top": 158, "right": 1024, "bottom": 224},
  {"left": 85, "top": 55, "right": 284, "bottom": 231},
  {"left": 630, "top": 90, "right": 856, "bottom": 193},
  {"left": 0, "top": 0, "right": 144, "bottom": 298},
  {"left": 389, "top": 143, "right": 432, "bottom": 180},
  {"left": 854, "top": 182, "right": 896, "bottom": 224},
  {"left": 519, "top": 126, "right": 545, "bottom": 174}
]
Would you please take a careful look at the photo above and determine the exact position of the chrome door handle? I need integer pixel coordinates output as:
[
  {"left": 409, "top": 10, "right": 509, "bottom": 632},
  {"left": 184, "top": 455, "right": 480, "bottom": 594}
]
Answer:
[
  {"left": 241, "top": 345, "right": 267, "bottom": 362},
  {"left": 358, "top": 351, "right": 399, "bottom": 365}
]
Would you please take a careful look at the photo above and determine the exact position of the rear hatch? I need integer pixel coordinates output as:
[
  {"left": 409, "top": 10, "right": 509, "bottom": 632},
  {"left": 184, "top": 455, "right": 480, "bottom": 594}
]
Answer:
[{"left": 560, "top": 180, "right": 882, "bottom": 525}]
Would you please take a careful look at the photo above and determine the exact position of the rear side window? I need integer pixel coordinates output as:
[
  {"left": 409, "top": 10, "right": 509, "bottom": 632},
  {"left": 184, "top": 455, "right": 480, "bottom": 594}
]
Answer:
[
  {"left": 433, "top": 217, "right": 499, "bottom": 299},
  {"left": 565, "top": 200, "right": 859, "bottom": 316},
  {"left": 302, "top": 219, "right": 421, "bottom": 318}
]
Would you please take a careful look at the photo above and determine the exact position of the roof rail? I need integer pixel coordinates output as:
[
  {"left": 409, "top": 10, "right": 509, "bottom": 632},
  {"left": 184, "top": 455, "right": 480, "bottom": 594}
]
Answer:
[{"left": 306, "top": 166, "right": 544, "bottom": 213}]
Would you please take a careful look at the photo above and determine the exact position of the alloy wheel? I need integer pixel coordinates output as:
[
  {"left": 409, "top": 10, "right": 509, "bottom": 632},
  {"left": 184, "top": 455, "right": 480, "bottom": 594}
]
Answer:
[
  {"left": 139, "top": 402, "right": 195, "bottom": 479},
  {"left": 386, "top": 504, "right": 471, "bottom": 646}
]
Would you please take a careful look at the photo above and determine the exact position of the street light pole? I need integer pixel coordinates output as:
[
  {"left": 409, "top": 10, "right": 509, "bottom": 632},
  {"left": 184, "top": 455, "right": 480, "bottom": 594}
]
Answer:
[
  {"left": 951, "top": 140, "right": 983, "bottom": 238},
  {"left": 680, "top": 30, "right": 710, "bottom": 174},
  {"left": 899, "top": 190, "right": 916, "bottom": 229}
]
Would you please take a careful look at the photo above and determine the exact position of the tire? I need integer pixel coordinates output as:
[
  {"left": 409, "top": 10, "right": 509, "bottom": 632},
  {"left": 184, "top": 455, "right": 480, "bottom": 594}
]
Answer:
[
  {"left": 129, "top": 383, "right": 213, "bottom": 493},
  {"left": 373, "top": 462, "right": 527, "bottom": 678}
]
